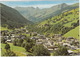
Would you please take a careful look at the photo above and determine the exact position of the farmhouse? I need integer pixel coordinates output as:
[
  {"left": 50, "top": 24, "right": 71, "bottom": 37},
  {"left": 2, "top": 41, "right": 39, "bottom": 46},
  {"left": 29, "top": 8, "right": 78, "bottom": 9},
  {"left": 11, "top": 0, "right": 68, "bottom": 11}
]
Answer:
[
  {"left": 6, "top": 39, "right": 12, "bottom": 43},
  {"left": 67, "top": 37, "right": 75, "bottom": 41},
  {"left": 63, "top": 43, "right": 71, "bottom": 47},
  {"left": 53, "top": 34, "right": 62, "bottom": 38},
  {"left": 31, "top": 37, "right": 38, "bottom": 40}
]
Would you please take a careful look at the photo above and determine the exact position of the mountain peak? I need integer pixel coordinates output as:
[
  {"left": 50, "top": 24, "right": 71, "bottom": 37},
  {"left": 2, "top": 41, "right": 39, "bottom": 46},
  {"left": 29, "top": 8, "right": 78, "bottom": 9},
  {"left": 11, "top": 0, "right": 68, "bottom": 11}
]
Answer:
[
  {"left": 59, "top": 3, "right": 68, "bottom": 9},
  {"left": 61, "top": 3, "right": 67, "bottom": 5},
  {"left": 51, "top": 3, "right": 68, "bottom": 10}
]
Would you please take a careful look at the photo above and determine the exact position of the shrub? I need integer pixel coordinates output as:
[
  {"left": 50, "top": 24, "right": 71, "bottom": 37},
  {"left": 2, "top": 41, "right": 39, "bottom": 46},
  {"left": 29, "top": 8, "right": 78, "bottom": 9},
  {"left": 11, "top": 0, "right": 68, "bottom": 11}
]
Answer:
[
  {"left": 53, "top": 46, "right": 69, "bottom": 56},
  {"left": 5, "top": 43, "right": 10, "bottom": 50},
  {"left": 32, "top": 45, "right": 50, "bottom": 56},
  {"left": 3, "top": 50, "right": 16, "bottom": 56}
]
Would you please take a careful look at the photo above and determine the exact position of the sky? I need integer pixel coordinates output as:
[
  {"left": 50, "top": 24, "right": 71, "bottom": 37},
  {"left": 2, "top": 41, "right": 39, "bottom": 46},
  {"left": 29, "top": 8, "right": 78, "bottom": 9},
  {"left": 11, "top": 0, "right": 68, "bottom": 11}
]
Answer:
[{"left": 0, "top": 0, "right": 79, "bottom": 9}]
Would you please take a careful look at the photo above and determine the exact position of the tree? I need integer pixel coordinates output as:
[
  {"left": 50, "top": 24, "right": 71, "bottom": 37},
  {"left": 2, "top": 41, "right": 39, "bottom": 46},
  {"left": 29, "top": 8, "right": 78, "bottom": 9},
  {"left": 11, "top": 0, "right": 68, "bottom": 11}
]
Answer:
[
  {"left": 17, "top": 39, "right": 23, "bottom": 46},
  {"left": 21, "top": 43, "right": 25, "bottom": 47},
  {"left": 1, "top": 38, "right": 6, "bottom": 43},
  {"left": 5, "top": 43, "right": 10, "bottom": 50},
  {"left": 53, "top": 46, "right": 69, "bottom": 56},
  {"left": 13, "top": 40, "right": 17, "bottom": 46},
  {"left": 25, "top": 43, "right": 31, "bottom": 52},
  {"left": 71, "top": 21, "right": 79, "bottom": 28},
  {"left": 3, "top": 50, "right": 16, "bottom": 56},
  {"left": 32, "top": 45, "right": 50, "bottom": 56},
  {"left": 27, "top": 53, "right": 34, "bottom": 56},
  {"left": 24, "top": 38, "right": 35, "bottom": 52}
]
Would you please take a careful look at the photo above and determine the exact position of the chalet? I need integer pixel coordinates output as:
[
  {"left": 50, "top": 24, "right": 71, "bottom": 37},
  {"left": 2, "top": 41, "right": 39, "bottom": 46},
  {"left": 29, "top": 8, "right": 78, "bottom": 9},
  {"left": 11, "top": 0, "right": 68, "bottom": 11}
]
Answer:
[
  {"left": 68, "top": 50, "right": 74, "bottom": 54},
  {"left": 63, "top": 43, "right": 71, "bottom": 47},
  {"left": 31, "top": 37, "right": 38, "bottom": 40},
  {"left": 42, "top": 40, "right": 48, "bottom": 43},
  {"left": 1, "top": 30, "right": 9, "bottom": 36},
  {"left": 44, "top": 24, "right": 49, "bottom": 26},
  {"left": 61, "top": 37, "right": 65, "bottom": 40},
  {"left": 75, "top": 40, "right": 79, "bottom": 45},
  {"left": 31, "top": 37, "right": 36, "bottom": 39},
  {"left": 31, "top": 32, "right": 37, "bottom": 36},
  {"left": 44, "top": 45, "right": 58, "bottom": 52},
  {"left": 68, "top": 50, "right": 79, "bottom": 56},
  {"left": 67, "top": 37, "right": 75, "bottom": 40},
  {"left": 58, "top": 37, "right": 63, "bottom": 42},
  {"left": 58, "top": 42, "right": 63, "bottom": 45},
  {"left": 21, "top": 29, "right": 26, "bottom": 32},
  {"left": 46, "top": 38, "right": 49, "bottom": 40},
  {"left": 6, "top": 40, "right": 12, "bottom": 43},
  {"left": 70, "top": 46, "right": 77, "bottom": 50},
  {"left": 36, "top": 40, "right": 43, "bottom": 45},
  {"left": 48, "top": 40, "right": 54, "bottom": 46},
  {"left": 38, "top": 35, "right": 45, "bottom": 38},
  {"left": 47, "top": 46, "right": 54, "bottom": 52},
  {"left": 11, "top": 34, "right": 15, "bottom": 37},
  {"left": 13, "top": 34, "right": 20, "bottom": 38},
  {"left": 1, "top": 30, "right": 9, "bottom": 33},
  {"left": 26, "top": 30, "right": 29, "bottom": 34},
  {"left": 10, "top": 31, "right": 15, "bottom": 34},
  {"left": 19, "top": 35, "right": 26, "bottom": 39},
  {"left": 37, "top": 34, "right": 40, "bottom": 36},
  {"left": 2, "top": 36, "right": 9, "bottom": 40},
  {"left": 53, "top": 34, "right": 62, "bottom": 38},
  {"left": 43, "top": 43, "right": 51, "bottom": 48}
]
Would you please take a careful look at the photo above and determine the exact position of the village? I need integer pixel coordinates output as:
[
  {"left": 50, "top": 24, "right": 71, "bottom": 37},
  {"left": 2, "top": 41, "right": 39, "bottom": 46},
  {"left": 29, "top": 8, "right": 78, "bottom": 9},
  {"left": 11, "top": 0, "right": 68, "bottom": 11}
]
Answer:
[{"left": 1, "top": 27, "right": 80, "bottom": 56}]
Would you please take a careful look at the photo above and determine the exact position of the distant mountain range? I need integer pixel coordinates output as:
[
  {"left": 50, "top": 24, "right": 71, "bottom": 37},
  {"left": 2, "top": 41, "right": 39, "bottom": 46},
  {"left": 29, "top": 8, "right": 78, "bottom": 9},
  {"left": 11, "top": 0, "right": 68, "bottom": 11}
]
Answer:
[
  {"left": 0, "top": 3, "right": 32, "bottom": 29},
  {"left": 15, "top": 3, "right": 79, "bottom": 23}
]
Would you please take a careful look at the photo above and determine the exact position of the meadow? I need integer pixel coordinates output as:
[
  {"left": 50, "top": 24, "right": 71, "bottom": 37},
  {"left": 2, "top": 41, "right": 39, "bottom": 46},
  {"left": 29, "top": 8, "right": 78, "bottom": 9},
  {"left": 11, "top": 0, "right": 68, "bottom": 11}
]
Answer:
[{"left": 1, "top": 43, "right": 28, "bottom": 56}]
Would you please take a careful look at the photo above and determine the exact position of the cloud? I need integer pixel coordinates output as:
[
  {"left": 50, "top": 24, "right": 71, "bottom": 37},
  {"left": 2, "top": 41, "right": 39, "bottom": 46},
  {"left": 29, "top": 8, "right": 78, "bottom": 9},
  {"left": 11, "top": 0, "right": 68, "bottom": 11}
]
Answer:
[
  {"left": 0, "top": 0, "right": 78, "bottom": 9},
  {"left": 13, "top": 3, "right": 76, "bottom": 9},
  {"left": 14, "top": 4, "right": 57, "bottom": 9},
  {"left": 0, "top": 0, "right": 79, "bottom": 1}
]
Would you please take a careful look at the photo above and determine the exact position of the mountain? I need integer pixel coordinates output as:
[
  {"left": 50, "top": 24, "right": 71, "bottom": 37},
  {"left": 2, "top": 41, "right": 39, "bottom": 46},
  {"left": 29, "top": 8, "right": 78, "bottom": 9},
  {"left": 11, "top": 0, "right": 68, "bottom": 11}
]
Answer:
[
  {"left": 0, "top": 3, "right": 32, "bottom": 29},
  {"left": 27, "top": 7, "right": 79, "bottom": 38},
  {"left": 15, "top": 3, "right": 79, "bottom": 23}
]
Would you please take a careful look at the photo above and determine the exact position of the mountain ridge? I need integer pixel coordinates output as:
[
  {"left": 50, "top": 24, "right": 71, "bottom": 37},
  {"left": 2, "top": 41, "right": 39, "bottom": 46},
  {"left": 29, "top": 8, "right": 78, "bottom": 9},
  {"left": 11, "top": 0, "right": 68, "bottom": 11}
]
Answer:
[
  {"left": 0, "top": 3, "right": 32, "bottom": 29},
  {"left": 15, "top": 3, "right": 79, "bottom": 23}
]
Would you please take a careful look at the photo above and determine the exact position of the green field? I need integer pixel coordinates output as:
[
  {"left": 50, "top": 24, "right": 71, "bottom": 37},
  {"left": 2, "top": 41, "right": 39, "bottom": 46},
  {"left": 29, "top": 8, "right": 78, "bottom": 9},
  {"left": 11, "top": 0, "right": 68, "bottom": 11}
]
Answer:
[
  {"left": 0, "top": 27, "right": 12, "bottom": 31},
  {"left": 0, "top": 27, "right": 8, "bottom": 31},
  {"left": 63, "top": 26, "right": 79, "bottom": 39},
  {"left": 1, "top": 43, "right": 28, "bottom": 56}
]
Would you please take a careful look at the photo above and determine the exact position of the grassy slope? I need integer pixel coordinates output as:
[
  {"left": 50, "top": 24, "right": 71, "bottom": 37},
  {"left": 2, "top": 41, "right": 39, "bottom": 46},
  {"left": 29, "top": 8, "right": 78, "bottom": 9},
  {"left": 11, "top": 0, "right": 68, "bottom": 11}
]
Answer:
[
  {"left": 0, "top": 27, "right": 9, "bottom": 31},
  {"left": 38, "top": 8, "right": 79, "bottom": 37},
  {"left": 0, "top": 27, "right": 8, "bottom": 31},
  {"left": 1, "top": 43, "right": 27, "bottom": 56},
  {"left": 63, "top": 26, "right": 79, "bottom": 39},
  {"left": 0, "top": 27, "right": 13, "bottom": 32},
  {"left": 39, "top": 8, "right": 79, "bottom": 27}
]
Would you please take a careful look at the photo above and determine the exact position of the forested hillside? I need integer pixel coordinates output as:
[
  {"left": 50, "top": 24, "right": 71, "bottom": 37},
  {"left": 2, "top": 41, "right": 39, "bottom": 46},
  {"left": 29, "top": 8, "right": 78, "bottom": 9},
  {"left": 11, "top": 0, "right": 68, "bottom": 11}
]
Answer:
[
  {"left": 0, "top": 3, "right": 32, "bottom": 29},
  {"left": 27, "top": 8, "right": 79, "bottom": 38}
]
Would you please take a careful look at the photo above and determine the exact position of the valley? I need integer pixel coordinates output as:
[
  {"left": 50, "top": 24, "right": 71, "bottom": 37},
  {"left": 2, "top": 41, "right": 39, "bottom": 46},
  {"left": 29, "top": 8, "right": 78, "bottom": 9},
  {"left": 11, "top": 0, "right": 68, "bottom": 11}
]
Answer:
[{"left": 0, "top": 2, "right": 80, "bottom": 56}]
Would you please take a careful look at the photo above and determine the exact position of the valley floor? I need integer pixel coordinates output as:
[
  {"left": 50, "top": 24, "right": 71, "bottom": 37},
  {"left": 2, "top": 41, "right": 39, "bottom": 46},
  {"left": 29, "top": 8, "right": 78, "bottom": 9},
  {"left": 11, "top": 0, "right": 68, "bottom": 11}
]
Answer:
[{"left": 1, "top": 27, "right": 80, "bottom": 56}]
